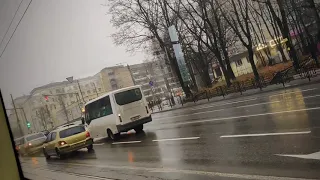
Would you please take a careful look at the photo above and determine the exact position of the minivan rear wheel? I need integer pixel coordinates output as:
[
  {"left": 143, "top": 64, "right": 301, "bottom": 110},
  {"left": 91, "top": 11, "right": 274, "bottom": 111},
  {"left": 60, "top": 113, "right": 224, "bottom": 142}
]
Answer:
[{"left": 134, "top": 125, "right": 144, "bottom": 134}]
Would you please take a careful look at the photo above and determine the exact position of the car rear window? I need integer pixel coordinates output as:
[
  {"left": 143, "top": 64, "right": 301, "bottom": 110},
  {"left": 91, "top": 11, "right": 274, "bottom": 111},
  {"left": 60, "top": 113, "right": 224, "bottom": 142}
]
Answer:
[
  {"left": 115, "top": 88, "right": 142, "bottom": 105},
  {"left": 59, "top": 126, "right": 85, "bottom": 138},
  {"left": 26, "top": 133, "right": 45, "bottom": 141}
]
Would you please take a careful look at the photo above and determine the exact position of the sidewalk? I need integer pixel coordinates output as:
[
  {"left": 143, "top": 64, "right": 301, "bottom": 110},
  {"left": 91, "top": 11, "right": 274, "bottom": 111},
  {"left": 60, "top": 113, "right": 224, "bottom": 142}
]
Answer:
[{"left": 152, "top": 76, "right": 320, "bottom": 114}]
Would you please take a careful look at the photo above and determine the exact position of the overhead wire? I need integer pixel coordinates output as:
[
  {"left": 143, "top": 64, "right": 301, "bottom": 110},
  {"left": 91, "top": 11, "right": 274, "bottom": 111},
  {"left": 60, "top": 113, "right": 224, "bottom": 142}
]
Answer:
[{"left": 0, "top": 0, "right": 33, "bottom": 59}]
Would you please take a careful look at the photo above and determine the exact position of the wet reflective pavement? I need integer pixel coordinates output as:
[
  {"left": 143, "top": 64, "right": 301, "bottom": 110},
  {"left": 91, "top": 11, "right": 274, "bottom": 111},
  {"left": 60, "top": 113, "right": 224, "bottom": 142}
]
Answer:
[{"left": 21, "top": 83, "right": 320, "bottom": 180}]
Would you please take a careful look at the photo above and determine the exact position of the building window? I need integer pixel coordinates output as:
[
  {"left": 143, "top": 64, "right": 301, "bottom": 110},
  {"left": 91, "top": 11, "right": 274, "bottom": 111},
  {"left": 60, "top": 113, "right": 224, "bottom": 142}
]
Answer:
[
  {"left": 87, "top": 90, "right": 91, "bottom": 94},
  {"left": 56, "top": 89, "right": 61, "bottom": 93},
  {"left": 98, "top": 88, "right": 102, "bottom": 92},
  {"left": 112, "top": 84, "right": 118, "bottom": 90},
  {"left": 108, "top": 71, "right": 115, "bottom": 76},
  {"left": 69, "top": 94, "right": 73, "bottom": 98},
  {"left": 53, "top": 105, "right": 56, "bottom": 109},
  {"left": 85, "top": 84, "right": 90, "bottom": 88},
  {"left": 235, "top": 59, "right": 243, "bottom": 67}
]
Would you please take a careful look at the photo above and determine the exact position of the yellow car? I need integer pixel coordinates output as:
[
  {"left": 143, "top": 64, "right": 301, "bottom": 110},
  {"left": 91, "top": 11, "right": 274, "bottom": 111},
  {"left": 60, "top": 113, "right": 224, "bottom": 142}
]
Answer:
[{"left": 42, "top": 124, "right": 93, "bottom": 159}]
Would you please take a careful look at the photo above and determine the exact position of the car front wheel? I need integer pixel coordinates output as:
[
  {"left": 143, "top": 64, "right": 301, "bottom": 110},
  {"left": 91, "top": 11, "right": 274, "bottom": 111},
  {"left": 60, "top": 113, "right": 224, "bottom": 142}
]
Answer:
[{"left": 43, "top": 148, "right": 50, "bottom": 159}]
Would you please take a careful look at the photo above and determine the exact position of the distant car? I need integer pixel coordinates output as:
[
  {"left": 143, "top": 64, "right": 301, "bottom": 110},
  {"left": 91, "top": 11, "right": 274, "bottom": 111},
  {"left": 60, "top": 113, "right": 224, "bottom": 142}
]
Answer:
[
  {"left": 42, "top": 124, "right": 93, "bottom": 159},
  {"left": 17, "top": 133, "right": 47, "bottom": 156},
  {"left": 14, "top": 137, "right": 24, "bottom": 155}
]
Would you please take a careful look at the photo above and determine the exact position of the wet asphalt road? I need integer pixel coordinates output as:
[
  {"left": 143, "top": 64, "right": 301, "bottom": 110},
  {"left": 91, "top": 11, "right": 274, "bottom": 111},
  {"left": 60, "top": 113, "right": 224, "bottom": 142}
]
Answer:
[{"left": 21, "top": 83, "right": 320, "bottom": 180}]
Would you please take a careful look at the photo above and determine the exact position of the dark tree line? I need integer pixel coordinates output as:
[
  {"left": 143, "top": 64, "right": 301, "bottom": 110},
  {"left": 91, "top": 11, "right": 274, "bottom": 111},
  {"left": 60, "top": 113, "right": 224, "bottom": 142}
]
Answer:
[{"left": 108, "top": 0, "right": 320, "bottom": 95}]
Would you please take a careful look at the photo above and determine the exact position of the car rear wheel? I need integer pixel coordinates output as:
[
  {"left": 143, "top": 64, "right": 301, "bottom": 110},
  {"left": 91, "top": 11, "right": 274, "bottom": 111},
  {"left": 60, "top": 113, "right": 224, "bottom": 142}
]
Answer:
[
  {"left": 134, "top": 125, "right": 144, "bottom": 134},
  {"left": 43, "top": 148, "right": 50, "bottom": 159},
  {"left": 55, "top": 148, "right": 65, "bottom": 159}
]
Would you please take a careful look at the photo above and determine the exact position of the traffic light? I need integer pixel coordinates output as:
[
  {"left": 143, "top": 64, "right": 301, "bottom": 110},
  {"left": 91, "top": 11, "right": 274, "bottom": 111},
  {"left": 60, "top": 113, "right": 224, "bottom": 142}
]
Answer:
[
  {"left": 27, "top": 122, "right": 31, "bottom": 129},
  {"left": 44, "top": 95, "right": 49, "bottom": 102}
]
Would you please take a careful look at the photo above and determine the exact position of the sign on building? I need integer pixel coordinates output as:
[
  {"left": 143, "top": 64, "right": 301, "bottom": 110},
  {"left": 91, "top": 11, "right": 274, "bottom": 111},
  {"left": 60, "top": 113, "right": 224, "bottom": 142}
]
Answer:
[{"left": 168, "top": 25, "right": 190, "bottom": 85}]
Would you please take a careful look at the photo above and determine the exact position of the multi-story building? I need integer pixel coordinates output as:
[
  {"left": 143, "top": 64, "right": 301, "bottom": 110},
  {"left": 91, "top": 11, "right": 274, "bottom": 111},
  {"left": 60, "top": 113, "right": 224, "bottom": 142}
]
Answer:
[
  {"left": 129, "top": 60, "right": 181, "bottom": 102},
  {"left": 99, "top": 65, "right": 134, "bottom": 91},
  {"left": 9, "top": 65, "right": 135, "bottom": 136}
]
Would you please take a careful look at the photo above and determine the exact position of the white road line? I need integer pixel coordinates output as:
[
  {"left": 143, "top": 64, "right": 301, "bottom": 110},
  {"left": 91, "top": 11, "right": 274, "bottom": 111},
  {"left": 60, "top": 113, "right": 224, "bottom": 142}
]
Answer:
[
  {"left": 191, "top": 98, "right": 257, "bottom": 110},
  {"left": 270, "top": 88, "right": 317, "bottom": 97},
  {"left": 170, "top": 106, "right": 320, "bottom": 126},
  {"left": 153, "top": 137, "right": 200, "bottom": 142},
  {"left": 93, "top": 143, "right": 105, "bottom": 146},
  {"left": 220, "top": 131, "right": 311, "bottom": 138},
  {"left": 155, "top": 101, "right": 281, "bottom": 120},
  {"left": 112, "top": 141, "right": 141, "bottom": 145},
  {"left": 276, "top": 151, "right": 320, "bottom": 160},
  {"left": 304, "top": 94, "right": 320, "bottom": 99},
  {"left": 40, "top": 161, "right": 316, "bottom": 180}
]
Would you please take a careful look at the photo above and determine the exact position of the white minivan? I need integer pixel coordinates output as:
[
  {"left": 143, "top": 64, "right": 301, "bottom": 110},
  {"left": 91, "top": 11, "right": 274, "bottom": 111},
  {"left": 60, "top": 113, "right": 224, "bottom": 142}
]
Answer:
[{"left": 83, "top": 85, "right": 152, "bottom": 140}]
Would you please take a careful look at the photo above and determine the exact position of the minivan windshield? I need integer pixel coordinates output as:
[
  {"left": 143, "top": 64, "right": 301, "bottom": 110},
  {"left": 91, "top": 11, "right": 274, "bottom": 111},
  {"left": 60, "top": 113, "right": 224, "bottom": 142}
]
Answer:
[
  {"left": 59, "top": 126, "right": 85, "bottom": 138},
  {"left": 115, "top": 88, "right": 142, "bottom": 105}
]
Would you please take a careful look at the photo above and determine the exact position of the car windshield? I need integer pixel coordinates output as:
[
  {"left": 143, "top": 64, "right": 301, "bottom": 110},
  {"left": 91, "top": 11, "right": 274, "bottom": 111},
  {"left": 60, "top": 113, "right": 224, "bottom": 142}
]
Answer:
[
  {"left": 59, "top": 126, "right": 85, "bottom": 138},
  {"left": 26, "top": 133, "right": 44, "bottom": 141},
  {"left": 115, "top": 88, "right": 142, "bottom": 105}
]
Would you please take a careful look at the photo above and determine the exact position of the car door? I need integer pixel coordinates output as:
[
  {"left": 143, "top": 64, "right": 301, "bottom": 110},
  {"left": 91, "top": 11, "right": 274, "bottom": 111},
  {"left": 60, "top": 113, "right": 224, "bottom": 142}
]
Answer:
[
  {"left": 43, "top": 133, "right": 53, "bottom": 155},
  {"left": 47, "top": 132, "right": 57, "bottom": 155}
]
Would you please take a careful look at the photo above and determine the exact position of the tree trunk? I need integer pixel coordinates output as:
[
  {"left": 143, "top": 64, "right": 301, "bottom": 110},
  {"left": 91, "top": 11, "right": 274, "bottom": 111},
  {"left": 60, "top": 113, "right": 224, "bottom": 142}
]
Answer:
[{"left": 248, "top": 48, "right": 260, "bottom": 82}]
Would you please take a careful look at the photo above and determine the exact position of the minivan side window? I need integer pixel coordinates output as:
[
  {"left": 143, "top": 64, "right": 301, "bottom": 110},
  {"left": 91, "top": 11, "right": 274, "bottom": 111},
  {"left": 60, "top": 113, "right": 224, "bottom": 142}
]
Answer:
[{"left": 85, "top": 96, "right": 113, "bottom": 124}]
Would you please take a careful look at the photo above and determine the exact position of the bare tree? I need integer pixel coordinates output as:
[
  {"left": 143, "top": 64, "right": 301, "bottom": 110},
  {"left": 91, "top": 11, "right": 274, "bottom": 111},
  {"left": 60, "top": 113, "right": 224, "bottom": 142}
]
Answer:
[
  {"left": 109, "top": 0, "right": 192, "bottom": 96},
  {"left": 218, "top": 0, "right": 261, "bottom": 82}
]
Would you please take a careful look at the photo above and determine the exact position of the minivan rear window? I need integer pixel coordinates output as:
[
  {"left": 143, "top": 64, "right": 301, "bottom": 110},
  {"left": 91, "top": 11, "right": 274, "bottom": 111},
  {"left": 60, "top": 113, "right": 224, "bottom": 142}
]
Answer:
[
  {"left": 59, "top": 126, "right": 85, "bottom": 138},
  {"left": 115, "top": 88, "right": 142, "bottom": 105}
]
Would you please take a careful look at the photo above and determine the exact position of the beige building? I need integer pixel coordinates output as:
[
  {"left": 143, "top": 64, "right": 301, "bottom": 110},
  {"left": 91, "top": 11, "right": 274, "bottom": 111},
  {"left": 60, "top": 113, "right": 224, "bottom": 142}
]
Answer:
[
  {"left": 10, "top": 65, "right": 135, "bottom": 135},
  {"left": 99, "top": 65, "right": 134, "bottom": 92}
]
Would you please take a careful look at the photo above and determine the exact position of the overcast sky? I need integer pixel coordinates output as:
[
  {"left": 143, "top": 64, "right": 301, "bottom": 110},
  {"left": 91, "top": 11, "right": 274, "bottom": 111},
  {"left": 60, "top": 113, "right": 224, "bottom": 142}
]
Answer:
[{"left": 0, "top": 0, "right": 145, "bottom": 105}]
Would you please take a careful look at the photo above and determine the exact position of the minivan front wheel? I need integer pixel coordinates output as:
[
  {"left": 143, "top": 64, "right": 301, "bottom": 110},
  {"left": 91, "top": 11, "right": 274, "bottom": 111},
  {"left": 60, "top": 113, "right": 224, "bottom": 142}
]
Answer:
[{"left": 107, "top": 129, "right": 116, "bottom": 141}]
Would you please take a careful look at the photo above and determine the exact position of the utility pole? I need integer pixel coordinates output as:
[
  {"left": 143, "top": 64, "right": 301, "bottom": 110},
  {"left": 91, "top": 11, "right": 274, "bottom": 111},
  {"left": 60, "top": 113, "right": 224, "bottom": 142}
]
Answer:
[
  {"left": 77, "top": 80, "right": 85, "bottom": 103},
  {"left": 58, "top": 95, "right": 69, "bottom": 124},
  {"left": 10, "top": 94, "right": 23, "bottom": 136}
]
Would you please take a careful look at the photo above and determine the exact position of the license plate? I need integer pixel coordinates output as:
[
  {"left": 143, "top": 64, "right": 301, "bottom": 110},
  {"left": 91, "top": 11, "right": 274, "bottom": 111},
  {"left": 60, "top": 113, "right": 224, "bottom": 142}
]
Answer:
[{"left": 131, "top": 115, "right": 141, "bottom": 121}]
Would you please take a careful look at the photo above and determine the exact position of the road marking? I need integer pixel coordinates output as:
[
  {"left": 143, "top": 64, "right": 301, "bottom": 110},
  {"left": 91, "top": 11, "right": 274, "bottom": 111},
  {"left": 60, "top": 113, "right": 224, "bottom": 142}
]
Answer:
[
  {"left": 169, "top": 106, "right": 320, "bottom": 126},
  {"left": 220, "top": 131, "right": 311, "bottom": 138},
  {"left": 112, "top": 141, "right": 141, "bottom": 145},
  {"left": 191, "top": 98, "right": 257, "bottom": 110},
  {"left": 270, "top": 88, "right": 317, "bottom": 97},
  {"left": 35, "top": 161, "right": 316, "bottom": 180},
  {"left": 276, "top": 151, "right": 320, "bottom": 160},
  {"left": 93, "top": 143, "right": 105, "bottom": 146},
  {"left": 155, "top": 101, "right": 281, "bottom": 120},
  {"left": 153, "top": 137, "right": 200, "bottom": 142},
  {"left": 304, "top": 94, "right": 320, "bottom": 99}
]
